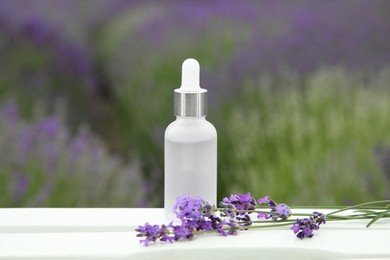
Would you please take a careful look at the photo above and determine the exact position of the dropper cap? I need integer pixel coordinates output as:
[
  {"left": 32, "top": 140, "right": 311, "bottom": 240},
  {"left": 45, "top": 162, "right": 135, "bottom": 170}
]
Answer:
[{"left": 174, "top": 58, "right": 207, "bottom": 117}]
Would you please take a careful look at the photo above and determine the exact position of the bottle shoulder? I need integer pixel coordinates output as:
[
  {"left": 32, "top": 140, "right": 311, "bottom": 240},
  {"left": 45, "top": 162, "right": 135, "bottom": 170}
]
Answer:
[{"left": 165, "top": 118, "right": 217, "bottom": 143}]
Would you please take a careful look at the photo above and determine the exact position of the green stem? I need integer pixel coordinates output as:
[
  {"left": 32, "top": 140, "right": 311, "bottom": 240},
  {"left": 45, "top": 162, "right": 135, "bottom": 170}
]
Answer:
[
  {"left": 326, "top": 215, "right": 390, "bottom": 221},
  {"left": 249, "top": 215, "right": 390, "bottom": 227},
  {"left": 216, "top": 203, "right": 390, "bottom": 218},
  {"left": 250, "top": 220, "right": 296, "bottom": 224},
  {"left": 327, "top": 200, "right": 390, "bottom": 216},
  {"left": 214, "top": 208, "right": 313, "bottom": 217},
  {"left": 245, "top": 222, "right": 294, "bottom": 229},
  {"left": 289, "top": 205, "right": 387, "bottom": 210}
]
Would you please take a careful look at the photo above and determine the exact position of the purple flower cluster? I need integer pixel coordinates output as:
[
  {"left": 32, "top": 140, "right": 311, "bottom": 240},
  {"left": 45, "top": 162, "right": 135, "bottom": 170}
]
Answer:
[
  {"left": 136, "top": 194, "right": 241, "bottom": 245},
  {"left": 257, "top": 196, "right": 292, "bottom": 220},
  {"left": 222, "top": 192, "right": 257, "bottom": 213},
  {"left": 291, "top": 212, "right": 326, "bottom": 239},
  {"left": 135, "top": 223, "right": 172, "bottom": 246},
  {"left": 174, "top": 194, "right": 204, "bottom": 220},
  {"left": 136, "top": 217, "right": 239, "bottom": 246},
  {"left": 173, "top": 194, "right": 239, "bottom": 237},
  {"left": 220, "top": 192, "right": 257, "bottom": 228}
]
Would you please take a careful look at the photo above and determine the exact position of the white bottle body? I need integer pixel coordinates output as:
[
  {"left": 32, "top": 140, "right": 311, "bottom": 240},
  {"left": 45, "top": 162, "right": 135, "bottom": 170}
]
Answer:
[{"left": 164, "top": 116, "right": 217, "bottom": 218}]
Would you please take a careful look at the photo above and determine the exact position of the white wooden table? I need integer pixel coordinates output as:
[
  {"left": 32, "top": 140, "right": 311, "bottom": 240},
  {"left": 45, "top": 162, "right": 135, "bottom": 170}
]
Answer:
[{"left": 0, "top": 208, "right": 389, "bottom": 259}]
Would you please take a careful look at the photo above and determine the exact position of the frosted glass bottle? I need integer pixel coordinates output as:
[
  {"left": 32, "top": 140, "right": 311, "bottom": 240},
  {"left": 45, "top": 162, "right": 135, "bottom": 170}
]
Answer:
[{"left": 164, "top": 58, "right": 217, "bottom": 219}]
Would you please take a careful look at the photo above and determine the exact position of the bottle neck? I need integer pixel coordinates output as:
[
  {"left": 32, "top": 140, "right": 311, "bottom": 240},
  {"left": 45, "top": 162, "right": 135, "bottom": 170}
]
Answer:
[{"left": 175, "top": 116, "right": 206, "bottom": 121}]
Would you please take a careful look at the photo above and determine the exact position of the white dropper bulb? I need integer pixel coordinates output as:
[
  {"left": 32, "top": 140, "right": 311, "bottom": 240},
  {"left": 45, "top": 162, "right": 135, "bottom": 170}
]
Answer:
[
  {"left": 180, "top": 58, "right": 201, "bottom": 92},
  {"left": 174, "top": 58, "right": 207, "bottom": 117}
]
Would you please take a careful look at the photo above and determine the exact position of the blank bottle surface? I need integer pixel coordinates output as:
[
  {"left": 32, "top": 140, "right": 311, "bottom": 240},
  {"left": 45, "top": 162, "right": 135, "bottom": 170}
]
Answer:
[{"left": 164, "top": 118, "right": 217, "bottom": 218}]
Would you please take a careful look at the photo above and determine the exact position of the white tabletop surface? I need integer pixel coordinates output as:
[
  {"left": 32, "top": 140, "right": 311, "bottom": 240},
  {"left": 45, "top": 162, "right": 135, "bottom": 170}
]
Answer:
[{"left": 0, "top": 208, "right": 389, "bottom": 259}]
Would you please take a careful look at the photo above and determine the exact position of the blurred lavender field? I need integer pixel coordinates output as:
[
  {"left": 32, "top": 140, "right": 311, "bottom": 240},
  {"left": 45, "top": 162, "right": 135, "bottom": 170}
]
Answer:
[{"left": 1, "top": 0, "right": 390, "bottom": 207}]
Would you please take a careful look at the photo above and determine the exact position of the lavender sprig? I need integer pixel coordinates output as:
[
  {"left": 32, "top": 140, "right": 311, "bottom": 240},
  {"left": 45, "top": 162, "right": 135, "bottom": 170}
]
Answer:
[
  {"left": 135, "top": 193, "right": 390, "bottom": 246},
  {"left": 291, "top": 212, "right": 326, "bottom": 239}
]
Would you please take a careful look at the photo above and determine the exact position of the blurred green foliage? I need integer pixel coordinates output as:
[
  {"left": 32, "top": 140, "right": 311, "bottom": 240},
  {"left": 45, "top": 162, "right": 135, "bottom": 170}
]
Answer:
[
  {"left": 1, "top": 0, "right": 390, "bottom": 207},
  {"left": 219, "top": 68, "right": 390, "bottom": 205}
]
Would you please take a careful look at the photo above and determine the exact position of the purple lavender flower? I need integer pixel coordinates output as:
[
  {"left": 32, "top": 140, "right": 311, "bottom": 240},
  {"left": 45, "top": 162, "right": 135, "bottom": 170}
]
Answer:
[
  {"left": 217, "top": 219, "right": 239, "bottom": 236},
  {"left": 221, "top": 192, "right": 257, "bottom": 214},
  {"left": 236, "top": 213, "right": 252, "bottom": 229},
  {"left": 273, "top": 204, "right": 291, "bottom": 220},
  {"left": 200, "top": 202, "right": 214, "bottom": 218},
  {"left": 174, "top": 194, "right": 204, "bottom": 221},
  {"left": 136, "top": 213, "right": 218, "bottom": 245},
  {"left": 257, "top": 196, "right": 291, "bottom": 220},
  {"left": 200, "top": 220, "right": 214, "bottom": 231},
  {"left": 135, "top": 222, "right": 172, "bottom": 246},
  {"left": 204, "top": 215, "right": 223, "bottom": 231},
  {"left": 291, "top": 212, "right": 326, "bottom": 239},
  {"left": 220, "top": 200, "right": 237, "bottom": 218},
  {"left": 257, "top": 195, "right": 270, "bottom": 205},
  {"left": 172, "top": 194, "right": 220, "bottom": 237},
  {"left": 168, "top": 222, "right": 196, "bottom": 241},
  {"left": 165, "top": 194, "right": 241, "bottom": 243},
  {"left": 220, "top": 193, "right": 257, "bottom": 229}
]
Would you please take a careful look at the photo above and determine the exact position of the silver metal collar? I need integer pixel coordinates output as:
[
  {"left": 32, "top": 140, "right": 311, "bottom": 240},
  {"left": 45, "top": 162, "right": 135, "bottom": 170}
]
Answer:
[{"left": 174, "top": 90, "right": 207, "bottom": 117}]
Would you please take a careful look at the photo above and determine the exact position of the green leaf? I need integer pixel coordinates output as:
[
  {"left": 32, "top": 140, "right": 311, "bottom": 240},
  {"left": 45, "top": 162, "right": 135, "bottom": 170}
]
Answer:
[
  {"left": 354, "top": 209, "right": 376, "bottom": 214},
  {"left": 366, "top": 210, "right": 389, "bottom": 228}
]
